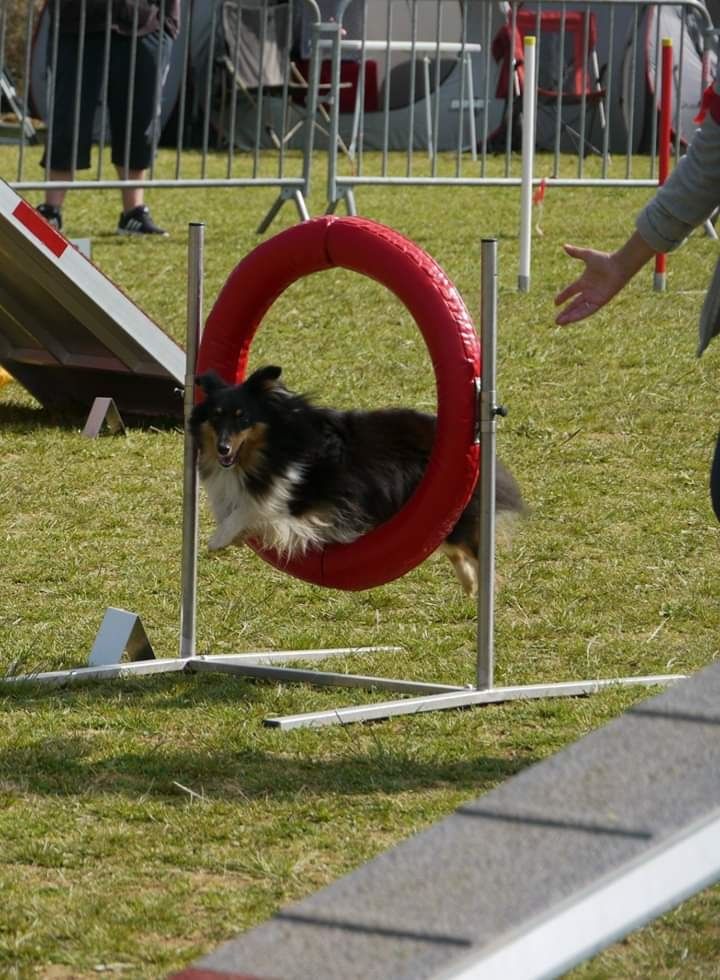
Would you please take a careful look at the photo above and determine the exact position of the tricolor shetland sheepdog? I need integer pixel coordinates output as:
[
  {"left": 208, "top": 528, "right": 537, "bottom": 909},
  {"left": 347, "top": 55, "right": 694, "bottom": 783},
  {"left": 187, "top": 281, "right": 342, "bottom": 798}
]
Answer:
[{"left": 190, "top": 366, "right": 525, "bottom": 595}]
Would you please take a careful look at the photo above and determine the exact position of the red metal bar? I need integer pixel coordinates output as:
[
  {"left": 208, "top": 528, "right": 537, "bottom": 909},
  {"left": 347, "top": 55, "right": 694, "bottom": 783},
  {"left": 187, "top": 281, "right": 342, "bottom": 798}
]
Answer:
[{"left": 655, "top": 38, "right": 673, "bottom": 287}]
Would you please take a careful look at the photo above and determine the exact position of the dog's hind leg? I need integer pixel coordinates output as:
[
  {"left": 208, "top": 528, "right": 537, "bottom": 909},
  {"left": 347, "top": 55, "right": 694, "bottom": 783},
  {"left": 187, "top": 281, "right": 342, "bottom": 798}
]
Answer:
[{"left": 439, "top": 543, "right": 479, "bottom": 597}]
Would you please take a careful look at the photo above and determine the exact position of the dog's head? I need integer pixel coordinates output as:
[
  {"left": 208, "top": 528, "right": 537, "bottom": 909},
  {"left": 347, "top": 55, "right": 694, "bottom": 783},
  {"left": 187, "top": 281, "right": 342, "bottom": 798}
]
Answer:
[{"left": 190, "top": 365, "right": 283, "bottom": 469}]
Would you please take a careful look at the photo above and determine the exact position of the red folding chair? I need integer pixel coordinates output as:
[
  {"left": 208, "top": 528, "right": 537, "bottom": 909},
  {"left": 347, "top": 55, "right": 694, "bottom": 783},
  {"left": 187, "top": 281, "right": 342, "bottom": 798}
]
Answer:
[
  {"left": 492, "top": 5, "right": 607, "bottom": 156},
  {"left": 516, "top": 7, "right": 607, "bottom": 156}
]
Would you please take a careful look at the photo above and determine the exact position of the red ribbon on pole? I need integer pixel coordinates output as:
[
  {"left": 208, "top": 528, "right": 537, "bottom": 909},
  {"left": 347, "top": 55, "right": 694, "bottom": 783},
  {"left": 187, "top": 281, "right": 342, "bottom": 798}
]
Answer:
[{"left": 532, "top": 177, "right": 547, "bottom": 206}]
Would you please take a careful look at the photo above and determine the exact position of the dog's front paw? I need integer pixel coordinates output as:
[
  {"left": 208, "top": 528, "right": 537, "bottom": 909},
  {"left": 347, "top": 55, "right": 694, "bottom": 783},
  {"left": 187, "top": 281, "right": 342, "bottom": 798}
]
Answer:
[
  {"left": 207, "top": 531, "right": 228, "bottom": 552},
  {"left": 208, "top": 521, "right": 247, "bottom": 552},
  {"left": 208, "top": 527, "right": 237, "bottom": 551}
]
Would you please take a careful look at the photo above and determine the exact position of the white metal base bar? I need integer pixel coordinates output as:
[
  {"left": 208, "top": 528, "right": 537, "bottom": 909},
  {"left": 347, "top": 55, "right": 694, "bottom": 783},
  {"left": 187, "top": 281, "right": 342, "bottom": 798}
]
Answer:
[
  {"left": 198, "top": 647, "right": 403, "bottom": 665},
  {"left": 1, "top": 657, "right": 683, "bottom": 730},
  {"left": 263, "top": 674, "right": 686, "bottom": 730},
  {"left": 0, "top": 646, "right": 407, "bottom": 690},
  {"left": 189, "top": 656, "right": 466, "bottom": 694},
  {"left": 1, "top": 657, "right": 189, "bottom": 688}
]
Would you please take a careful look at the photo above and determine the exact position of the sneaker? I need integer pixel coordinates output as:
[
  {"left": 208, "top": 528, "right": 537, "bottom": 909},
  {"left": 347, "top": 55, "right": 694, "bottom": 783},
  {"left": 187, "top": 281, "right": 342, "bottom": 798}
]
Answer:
[
  {"left": 37, "top": 203, "right": 62, "bottom": 231},
  {"left": 117, "top": 205, "right": 168, "bottom": 237}
]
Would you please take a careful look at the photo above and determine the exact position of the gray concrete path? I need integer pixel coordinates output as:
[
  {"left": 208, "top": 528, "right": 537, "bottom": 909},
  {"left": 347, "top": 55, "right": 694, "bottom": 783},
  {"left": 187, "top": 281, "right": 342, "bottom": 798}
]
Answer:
[{"left": 171, "top": 661, "right": 720, "bottom": 980}]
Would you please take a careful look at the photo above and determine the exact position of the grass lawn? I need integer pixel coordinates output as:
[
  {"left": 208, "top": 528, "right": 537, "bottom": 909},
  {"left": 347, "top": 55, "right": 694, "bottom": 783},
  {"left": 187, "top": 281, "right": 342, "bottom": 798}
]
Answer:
[{"left": 1, "top": 147, "right": 719, "bottom": 978}]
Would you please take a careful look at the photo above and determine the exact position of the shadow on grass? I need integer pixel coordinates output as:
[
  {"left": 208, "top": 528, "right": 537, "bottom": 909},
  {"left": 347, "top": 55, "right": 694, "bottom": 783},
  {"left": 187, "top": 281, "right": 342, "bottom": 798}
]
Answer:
[
  {"left": 0, "top": 733, "right": 530, "bottom": 802},
  {"left": 0, "top": 401, "right": 181, "bottom": 433},
  {"left": 0, "top": 401, "right": 78, "bottom": 432},
  {"left": 0, "top": 675, "right": 532, "bottom": 801}
]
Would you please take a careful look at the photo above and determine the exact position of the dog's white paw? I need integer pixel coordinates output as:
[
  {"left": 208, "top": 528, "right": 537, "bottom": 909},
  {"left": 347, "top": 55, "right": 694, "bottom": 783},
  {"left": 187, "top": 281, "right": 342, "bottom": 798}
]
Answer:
[
  {"left": 208, "top": 517, "right": 247, "bottom": 552},
  {"left": 208, "top": 525, "right": 240, "bottom": 551}
]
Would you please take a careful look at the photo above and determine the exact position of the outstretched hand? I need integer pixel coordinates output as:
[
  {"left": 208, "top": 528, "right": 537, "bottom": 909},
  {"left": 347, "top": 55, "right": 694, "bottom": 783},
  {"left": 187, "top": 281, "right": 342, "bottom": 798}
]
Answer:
[
  {"left": 554, "top": 233, "right": 657, "bottom": 326},
  {"left": 554, "top": 244, "right": 626, "bottom": 325}
]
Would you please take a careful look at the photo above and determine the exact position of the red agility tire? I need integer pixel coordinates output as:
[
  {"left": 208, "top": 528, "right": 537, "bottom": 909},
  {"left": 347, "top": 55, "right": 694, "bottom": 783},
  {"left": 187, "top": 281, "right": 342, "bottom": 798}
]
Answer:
[{"left": 197, "top": 216, "right": 481, "bottom": 591}]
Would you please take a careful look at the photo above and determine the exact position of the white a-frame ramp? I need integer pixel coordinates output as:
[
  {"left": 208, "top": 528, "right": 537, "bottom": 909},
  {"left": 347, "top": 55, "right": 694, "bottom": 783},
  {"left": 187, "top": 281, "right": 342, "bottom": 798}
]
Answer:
[{"left": 0, "top": 179, "right": 185, "bottom": 422}]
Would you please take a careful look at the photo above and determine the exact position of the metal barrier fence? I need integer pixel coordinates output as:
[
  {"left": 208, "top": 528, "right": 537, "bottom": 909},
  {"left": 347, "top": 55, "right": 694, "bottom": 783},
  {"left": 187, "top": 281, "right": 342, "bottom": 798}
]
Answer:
[
  {"left": 0, "top": 0, "right": 716, "bottom": 228},
  {"left": 323, "top": 0, "right": 716, "bottom": 215},
  {"left": 0, "top": 0, "right": 331, "bottom": 231}
]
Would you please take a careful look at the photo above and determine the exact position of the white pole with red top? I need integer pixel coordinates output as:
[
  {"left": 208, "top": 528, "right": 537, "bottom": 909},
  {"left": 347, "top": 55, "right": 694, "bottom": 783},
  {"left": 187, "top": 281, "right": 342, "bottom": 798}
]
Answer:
[{"left": 518, "top": 36, "right": 537, "bottom": 293}]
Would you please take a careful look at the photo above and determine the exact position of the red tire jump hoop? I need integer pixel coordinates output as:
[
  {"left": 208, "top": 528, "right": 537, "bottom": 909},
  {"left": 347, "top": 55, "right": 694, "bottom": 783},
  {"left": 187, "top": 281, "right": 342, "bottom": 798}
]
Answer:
[{"left": 197, "top": 216, "right": 481, "bottom": 592}]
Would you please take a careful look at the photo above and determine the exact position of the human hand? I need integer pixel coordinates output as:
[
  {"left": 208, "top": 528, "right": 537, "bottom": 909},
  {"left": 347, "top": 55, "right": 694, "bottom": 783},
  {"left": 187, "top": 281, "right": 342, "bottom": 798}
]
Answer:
[
  {"left": 554, "top": 233, "right": 657, "bottom": 326},
  {"left": 554, "top": 244, "right": 626, "bottom": 325}
]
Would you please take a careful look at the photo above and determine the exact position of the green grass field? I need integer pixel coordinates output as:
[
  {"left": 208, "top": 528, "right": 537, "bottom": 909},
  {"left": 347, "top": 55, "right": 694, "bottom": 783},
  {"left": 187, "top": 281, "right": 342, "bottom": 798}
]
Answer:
[{"left": 1, "top": 147, "right": 719, "bottom": 978}]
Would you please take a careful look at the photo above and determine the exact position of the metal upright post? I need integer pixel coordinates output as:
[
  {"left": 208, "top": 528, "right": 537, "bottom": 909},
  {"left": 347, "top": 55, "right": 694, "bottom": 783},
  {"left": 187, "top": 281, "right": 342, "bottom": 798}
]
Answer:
[
  {"left": 476, "top": 239, "right": 498, "bottom": 691},
  {"left": 179, "top": 222, "right": 204, "bottom": 659},
  {"left": 518, "top": 36, "right": 536, "bottom": 293}
]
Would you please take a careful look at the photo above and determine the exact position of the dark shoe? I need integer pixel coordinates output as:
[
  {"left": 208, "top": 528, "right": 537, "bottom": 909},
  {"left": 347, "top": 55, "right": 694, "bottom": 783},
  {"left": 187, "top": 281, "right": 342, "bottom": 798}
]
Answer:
[
  {"left": 117, "top": 205, "right": 168, "bottom": 237},
  {"left": 37, "top": 203, "right": 62, "bottom": 231}
]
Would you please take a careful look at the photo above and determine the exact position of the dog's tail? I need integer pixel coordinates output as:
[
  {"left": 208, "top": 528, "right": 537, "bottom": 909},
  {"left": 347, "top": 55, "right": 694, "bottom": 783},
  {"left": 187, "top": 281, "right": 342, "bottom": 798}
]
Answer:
[{"left": 496, "top": 460, "right": 527, "bottom": 517}]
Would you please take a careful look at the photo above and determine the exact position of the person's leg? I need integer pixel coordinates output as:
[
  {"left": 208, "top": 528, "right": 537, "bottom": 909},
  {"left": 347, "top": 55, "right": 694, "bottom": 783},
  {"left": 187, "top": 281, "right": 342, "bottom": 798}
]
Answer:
[
  {"left": 38, "top": 33, "right": 104, "bottom": 225},
  {"left": 42, "top": 172, "right": 73, "bottom": 209},
  {"left": 710, "top": 431, "right": 720, "bottom": 522},
  {"left": 115, "top": 168, "right": 146, "bottom": 212},
  {"left": 114, "top": 165, "right": 168, "bottom": 235},
  {"left": 108, "top": 30, "right": 173, "bottom": 233}
]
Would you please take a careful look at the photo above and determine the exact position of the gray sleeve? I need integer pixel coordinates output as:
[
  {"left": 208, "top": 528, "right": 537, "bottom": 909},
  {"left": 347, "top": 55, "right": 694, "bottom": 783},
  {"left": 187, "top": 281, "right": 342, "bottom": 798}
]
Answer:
[{"left": 636, "top": 81, "right": 720, "bottom": 253}]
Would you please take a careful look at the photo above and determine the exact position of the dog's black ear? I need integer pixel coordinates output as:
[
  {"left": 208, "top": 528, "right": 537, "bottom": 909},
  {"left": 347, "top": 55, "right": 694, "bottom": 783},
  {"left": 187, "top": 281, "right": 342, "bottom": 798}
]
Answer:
[
  {"left": 196, "top": 370, "right": 228, "bottom": 395},
  {"left": 245, "top": 365, "right": 283, "bottom": 392}
]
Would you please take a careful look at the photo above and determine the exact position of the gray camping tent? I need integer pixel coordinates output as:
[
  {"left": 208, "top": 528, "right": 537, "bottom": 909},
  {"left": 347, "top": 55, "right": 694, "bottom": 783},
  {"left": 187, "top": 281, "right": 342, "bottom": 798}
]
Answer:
[
  {"left": 621, "top": 0, "right": 716, "bottom": 152},
  {"left": 211, "top": 0, "right": 510, "bottom": 153}
]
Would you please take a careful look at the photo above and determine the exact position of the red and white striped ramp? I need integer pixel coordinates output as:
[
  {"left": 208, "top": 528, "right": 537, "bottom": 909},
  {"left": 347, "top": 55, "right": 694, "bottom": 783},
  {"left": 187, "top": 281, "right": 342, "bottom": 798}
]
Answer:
[{"left": 0, "top": 179, "right": 184, "bottom": 421}]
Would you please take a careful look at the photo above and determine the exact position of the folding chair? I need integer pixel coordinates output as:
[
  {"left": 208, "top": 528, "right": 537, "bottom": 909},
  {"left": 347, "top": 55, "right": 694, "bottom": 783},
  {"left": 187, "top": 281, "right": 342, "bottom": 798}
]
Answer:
[
  {"left": 219, "top": 0, "right": 307, "bottom": 150},
  {"left": 275, "top": 58, "right": 355, "bottom": 157},
  {"left": 489, "top": 14, "right": 526, "bottom": 151},
  {"left": 515, "top": 7, "right": 607, "bottom": 157},
  {"left": 219, "top": 0, "right": 355, "bottom": 158}
]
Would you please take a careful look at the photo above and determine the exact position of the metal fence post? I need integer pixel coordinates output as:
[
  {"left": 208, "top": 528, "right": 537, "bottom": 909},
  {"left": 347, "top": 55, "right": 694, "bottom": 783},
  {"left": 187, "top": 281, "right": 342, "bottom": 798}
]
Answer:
[{"left": 179, "top": 222, "right": 204, "bottom": 659}]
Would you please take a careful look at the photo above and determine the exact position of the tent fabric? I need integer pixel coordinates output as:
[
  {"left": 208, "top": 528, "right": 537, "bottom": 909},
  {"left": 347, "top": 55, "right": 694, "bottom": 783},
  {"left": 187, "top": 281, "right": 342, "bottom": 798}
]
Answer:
[{"left": 637, "top": 2, "right": 717, "bottom": 149}]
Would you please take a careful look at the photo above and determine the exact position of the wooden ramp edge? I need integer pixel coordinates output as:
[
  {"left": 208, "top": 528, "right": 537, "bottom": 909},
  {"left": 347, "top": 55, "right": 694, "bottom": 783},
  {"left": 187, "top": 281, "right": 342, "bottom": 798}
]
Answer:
[{"left": 0, "top": 179, "right": 185, "bottom": 421}]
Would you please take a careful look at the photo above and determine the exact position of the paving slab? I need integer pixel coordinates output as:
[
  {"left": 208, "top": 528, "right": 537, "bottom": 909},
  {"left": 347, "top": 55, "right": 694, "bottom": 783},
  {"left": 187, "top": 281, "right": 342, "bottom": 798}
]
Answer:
[{"left": 170, "top": 662, "right": 720, "bottom": 980}]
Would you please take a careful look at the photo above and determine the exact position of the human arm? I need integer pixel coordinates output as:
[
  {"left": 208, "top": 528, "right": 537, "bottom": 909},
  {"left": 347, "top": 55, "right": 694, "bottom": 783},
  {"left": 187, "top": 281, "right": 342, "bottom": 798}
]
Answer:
[{"left": 555, "top": 77, "right": 720, "bottom": 327}]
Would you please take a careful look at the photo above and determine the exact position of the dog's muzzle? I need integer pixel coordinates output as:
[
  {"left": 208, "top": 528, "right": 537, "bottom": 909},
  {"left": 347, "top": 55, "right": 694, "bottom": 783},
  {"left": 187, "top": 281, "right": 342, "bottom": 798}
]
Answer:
[{"left": 217, "top": 440, "right": 237, "bottom": 468}]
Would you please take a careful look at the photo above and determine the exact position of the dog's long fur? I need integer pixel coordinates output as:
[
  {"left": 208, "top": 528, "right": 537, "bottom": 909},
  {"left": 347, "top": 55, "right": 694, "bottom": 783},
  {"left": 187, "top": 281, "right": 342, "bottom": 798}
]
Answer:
[{"left": 190, "top": 365, "right": 525, "bottom": 595}]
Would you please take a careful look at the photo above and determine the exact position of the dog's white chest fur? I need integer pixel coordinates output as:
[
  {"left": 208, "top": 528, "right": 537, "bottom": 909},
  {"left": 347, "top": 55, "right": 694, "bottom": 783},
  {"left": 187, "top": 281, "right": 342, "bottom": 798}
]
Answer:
[{"left": 203, "top": 464, "right": 331, "bottom": 555}]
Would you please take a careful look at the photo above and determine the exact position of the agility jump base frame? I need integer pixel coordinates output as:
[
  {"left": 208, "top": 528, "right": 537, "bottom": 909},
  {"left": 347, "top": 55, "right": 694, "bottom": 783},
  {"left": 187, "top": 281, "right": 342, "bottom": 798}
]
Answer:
[{"left": 1, "top": 221, "right": 684, "bottom": 728}]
